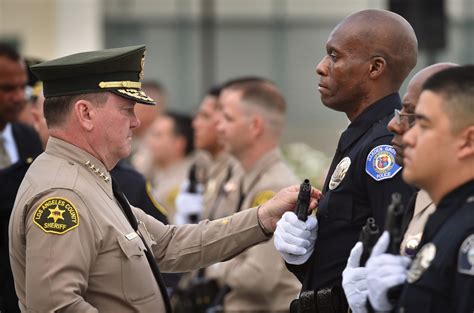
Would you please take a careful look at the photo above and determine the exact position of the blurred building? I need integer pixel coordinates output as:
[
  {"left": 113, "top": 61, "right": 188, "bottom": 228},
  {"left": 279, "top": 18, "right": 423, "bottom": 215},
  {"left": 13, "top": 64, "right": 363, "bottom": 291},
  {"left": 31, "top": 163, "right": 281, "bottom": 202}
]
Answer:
[{"left": 1, "top": 0, "right": 473, "bottom": 157}]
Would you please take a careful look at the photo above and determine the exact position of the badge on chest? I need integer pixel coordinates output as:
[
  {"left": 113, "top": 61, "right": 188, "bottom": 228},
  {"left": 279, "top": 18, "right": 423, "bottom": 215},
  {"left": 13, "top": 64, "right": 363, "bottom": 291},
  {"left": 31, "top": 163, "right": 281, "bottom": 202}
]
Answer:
[
  {"left": 329, "top": 157, "right": 351, "bottom": 190},
  {"left": 407, "top": 243, "right": 436, "bottom": 283}
]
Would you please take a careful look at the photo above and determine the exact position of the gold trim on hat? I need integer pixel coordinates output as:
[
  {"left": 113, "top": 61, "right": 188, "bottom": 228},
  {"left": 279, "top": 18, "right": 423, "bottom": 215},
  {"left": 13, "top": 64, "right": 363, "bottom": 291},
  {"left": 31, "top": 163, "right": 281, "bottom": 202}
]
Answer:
[
  {"left": 98, "top": 81, "right": 142, "bottom": 89},
  {"left": 116, "top": 89, "right": 154, "bottom": 102}
]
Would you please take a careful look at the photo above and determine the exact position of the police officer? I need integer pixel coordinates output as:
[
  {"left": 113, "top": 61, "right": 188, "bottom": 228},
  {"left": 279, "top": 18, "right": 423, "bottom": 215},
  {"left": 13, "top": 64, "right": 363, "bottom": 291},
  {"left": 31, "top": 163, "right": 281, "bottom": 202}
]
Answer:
[
  {"left": 341, "top": 62, "right": 459, "bottom": 313},
  {"left": 8, "top": 45, "right": 322, "bottom": 312},
  {"left": 364, "top": 65, "right": 474, "bottom": 312},
  {"left": 273, "top": 9, "right": 417, "bottom": 312},
  {"left": 146, "top": 112, "right": 194, "bottom": 221},
  {"left": 0, "top": 44, "right": 43, "bottom": 313},
  {"left": 211, "top": 78, "right": 302, "bottom": 312},
  {"left": 177, "top": 87, "right": 242, "bottom": 220}
]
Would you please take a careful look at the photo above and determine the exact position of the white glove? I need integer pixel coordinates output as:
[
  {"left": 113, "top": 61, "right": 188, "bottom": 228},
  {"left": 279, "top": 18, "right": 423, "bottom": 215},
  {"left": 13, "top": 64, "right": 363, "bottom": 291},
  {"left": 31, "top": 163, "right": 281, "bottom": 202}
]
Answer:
[
  {"left": 274, "top": 211, "right": 318, "bottom": 265},
  {"left": 174, "top": 181, "right": 204, "bottom": 225},
  {"left": 366, "top": 231, "right": 411, "bottom": 312},
  {"left": 342, "top": 242, "right": 368, "bottom": 313}
]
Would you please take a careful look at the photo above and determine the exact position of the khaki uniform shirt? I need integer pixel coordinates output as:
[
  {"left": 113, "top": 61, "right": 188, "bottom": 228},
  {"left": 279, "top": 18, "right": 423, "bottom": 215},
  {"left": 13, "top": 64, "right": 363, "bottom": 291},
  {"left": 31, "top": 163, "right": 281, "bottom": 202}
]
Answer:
[
  {"left": 202, "top": 152, "right": 243, "bottom": 220},
  {"left": 400, "top": 189, "right": 435, "bottom": 256},
  {"left": 9, "top": 137, "right": 269, "bottom": 313},
  {"left": 215, "top": 148, "right": 301, "bottom": 312},
  {"left": 151, "top": 157, "right": 192, "bottom": 222}
]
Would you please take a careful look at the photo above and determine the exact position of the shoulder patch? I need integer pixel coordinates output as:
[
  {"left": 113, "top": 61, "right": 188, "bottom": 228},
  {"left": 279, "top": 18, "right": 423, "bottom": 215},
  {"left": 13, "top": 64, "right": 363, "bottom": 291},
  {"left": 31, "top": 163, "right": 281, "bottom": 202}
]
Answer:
[
  {"left": 365, "top": 145, "right": 402, "bottom": 181},
  {"left": 33, "top": 197, "right": 80, "bottom": 235},
  {"left": 458, "top": 234, "right": 474, "bottom": 276},
  {"left": 251, "top": 190, "right": 276, "bottom": 207},
  {"left": 166, "top": 186, "right": 180, "bottom": 208}
]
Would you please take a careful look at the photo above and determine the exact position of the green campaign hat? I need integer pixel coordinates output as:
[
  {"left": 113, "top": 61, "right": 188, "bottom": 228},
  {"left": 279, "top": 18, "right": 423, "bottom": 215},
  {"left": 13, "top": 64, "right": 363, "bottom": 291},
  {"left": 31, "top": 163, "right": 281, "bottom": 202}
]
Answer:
[{"left": 30, "top": 45, "right": 155, "bottom": 105}]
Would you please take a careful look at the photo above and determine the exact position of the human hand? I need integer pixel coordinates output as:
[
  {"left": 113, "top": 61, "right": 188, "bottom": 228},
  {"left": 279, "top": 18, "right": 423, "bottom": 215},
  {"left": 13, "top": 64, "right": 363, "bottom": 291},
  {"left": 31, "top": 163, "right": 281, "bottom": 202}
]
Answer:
[
  {"left": 274, "top": 211, "right": 318, "bottom": 265},
  {"left": 366, "top": 232, "right": 411, "bottom": 312},
  {"left": 257, "top": 184, "right": 322, "bottom": 233},
  {"left": 342, "top": 242, "right": 368, "bottom": 313}
]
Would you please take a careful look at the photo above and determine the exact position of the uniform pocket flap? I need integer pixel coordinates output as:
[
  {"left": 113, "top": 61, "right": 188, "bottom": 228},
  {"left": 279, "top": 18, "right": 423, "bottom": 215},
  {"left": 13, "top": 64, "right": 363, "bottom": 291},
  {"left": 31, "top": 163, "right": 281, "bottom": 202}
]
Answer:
[{"left": 117, "top": 233, "right": 146, "bottom": 259}]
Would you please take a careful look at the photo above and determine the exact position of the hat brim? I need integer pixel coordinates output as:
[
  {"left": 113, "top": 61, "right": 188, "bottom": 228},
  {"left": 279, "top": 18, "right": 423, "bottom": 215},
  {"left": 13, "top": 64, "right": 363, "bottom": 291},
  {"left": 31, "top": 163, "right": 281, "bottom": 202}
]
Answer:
[{"left": 111, "top": 88, "right": 156, "bottom": 105}]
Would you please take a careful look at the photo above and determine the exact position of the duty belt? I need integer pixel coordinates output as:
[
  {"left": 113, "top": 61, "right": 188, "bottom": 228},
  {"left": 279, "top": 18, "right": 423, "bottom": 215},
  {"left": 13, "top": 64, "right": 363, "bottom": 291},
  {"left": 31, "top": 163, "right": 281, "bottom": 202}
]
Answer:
[{"left": 290, "top": 286, "right": 348, "bottom": 313}]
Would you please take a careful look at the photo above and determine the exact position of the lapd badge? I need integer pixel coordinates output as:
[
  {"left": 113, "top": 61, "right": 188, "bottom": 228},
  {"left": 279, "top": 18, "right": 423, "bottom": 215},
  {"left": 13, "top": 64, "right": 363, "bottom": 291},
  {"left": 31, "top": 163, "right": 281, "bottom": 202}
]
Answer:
[
  {"left": 365, "top": 145, "right": 402, "bottom": 181},
  {"left": 329, "top": 157, "right": 351, "bottom": 190},
  {"left": 458, "top": 234, "right": 474, "bottom": 276},
  {"left": 407, "top": 243, "right": 436, "bottom": 283},
  {"left": 251, "top": 190, "right": 276, "bottom": 207},
  {"left": 33, "top": 197, "right": 80, "bottom": 235}
]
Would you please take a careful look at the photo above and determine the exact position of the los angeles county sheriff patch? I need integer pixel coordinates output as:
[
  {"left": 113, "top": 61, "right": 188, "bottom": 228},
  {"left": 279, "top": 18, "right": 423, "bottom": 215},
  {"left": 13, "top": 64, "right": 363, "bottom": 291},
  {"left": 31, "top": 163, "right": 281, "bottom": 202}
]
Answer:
[
  {"left": 365, "top": 145, "right": 402, "bottom": 181},
  {"left": 251, "top": 190, "right": 276, "bottom": 207},
  {"left": 33, "top": 197, "right": 80, "bottom": 235}
]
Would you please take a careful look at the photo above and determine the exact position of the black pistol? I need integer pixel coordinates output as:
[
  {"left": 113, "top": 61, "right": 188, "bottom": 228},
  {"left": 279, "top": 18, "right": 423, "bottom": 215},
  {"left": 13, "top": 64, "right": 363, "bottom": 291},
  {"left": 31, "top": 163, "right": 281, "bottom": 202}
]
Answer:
[
  {"left": 187, "top": 163, "right": 198, "bottom": 194},
  {"left": 384, "top": 192, "right": 405, "bottom": 254},
  {"left": 187, "top": 164, "right": 199, "bottom": 223},
  {"left": 384, "top": 192, "right": 405, "bottom": 304},
  {"left": 295, "top": 179, "right": 311, "bottom": 221},
  {"left": 358, "top": 217, "right": 380, "bottom": 266}
]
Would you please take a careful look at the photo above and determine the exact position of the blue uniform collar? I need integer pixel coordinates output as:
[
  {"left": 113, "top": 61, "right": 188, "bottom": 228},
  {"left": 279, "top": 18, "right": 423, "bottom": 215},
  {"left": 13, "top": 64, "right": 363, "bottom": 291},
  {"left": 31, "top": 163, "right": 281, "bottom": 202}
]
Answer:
[
  {"left": 338, "top": 93, "right": 401, "bottom": 152},
  {"left": 419, "top": 179, "right": 474, "bottom": 248}
]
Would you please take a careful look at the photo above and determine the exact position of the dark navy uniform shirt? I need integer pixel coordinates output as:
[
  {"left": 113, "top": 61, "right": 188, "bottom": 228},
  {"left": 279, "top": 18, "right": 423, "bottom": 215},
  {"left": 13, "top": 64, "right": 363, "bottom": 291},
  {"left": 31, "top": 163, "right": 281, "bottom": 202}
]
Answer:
[
  {"left": 397, "top": 180, "right": 474, "bottom": 313},
  {"left": 288, "top": 93, "right": 415, "bottom": 290}
]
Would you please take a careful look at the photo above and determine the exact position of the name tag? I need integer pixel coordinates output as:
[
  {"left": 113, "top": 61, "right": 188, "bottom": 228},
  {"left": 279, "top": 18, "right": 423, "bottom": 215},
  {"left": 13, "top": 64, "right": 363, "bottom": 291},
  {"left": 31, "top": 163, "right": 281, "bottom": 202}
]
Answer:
[{"left": 125, "top": 232, "right": 138, "bottom": 240}]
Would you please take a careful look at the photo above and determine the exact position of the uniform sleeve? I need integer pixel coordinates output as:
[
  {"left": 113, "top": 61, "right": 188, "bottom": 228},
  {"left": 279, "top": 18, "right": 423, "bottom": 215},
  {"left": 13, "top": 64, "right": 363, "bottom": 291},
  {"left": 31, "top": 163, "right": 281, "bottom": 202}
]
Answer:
[
  {"left": 363, "top": 136, "right": 415, "bottom": 230},
  {"left": 23, "top": 190, "right": 99, "bottom": 312},
  {"left": 133, "top": 206, "right": 269, "bottom": 272}
]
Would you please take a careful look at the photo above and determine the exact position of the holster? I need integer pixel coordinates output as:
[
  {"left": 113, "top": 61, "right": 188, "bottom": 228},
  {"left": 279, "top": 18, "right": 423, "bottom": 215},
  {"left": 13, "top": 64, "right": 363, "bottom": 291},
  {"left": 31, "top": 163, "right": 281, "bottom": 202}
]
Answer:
[{"left": 290, "top": 286, "right": 348, "bottom": 313}]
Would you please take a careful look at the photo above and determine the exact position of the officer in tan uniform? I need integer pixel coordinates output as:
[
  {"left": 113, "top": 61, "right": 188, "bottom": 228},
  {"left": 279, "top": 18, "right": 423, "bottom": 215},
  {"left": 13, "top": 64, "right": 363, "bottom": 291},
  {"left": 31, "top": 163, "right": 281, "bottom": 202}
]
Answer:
[
  {"left": 145, "top": 112, "right": 194, "bottom": 221},
  {"left": 8, "top": 45, "right": 322, "bottom": 313},
  {"left": 175, "top": 85, "right": 242, "bottom": 225},
  {"left": 211, "top": 78, "right": 301, "bottom": 312}
]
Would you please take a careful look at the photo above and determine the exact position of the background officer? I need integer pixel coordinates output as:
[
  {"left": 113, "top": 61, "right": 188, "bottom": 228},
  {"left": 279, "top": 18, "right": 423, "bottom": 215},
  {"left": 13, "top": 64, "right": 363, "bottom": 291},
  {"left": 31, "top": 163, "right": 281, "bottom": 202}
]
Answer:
[
  {"left": 8, "top": 45, "right": 322, "bottom": 312},
  {"left": 273, "top": 9, "right": 417, "bottom": 312},
  {"left": 0, "top": 44, "right": 43, "bottom": 313},
  {"left": 210, "top": 77, "right": 302, "bottom": 312},
  {"left": 365, "top": 65, "right": 474, "bottom": 312}
]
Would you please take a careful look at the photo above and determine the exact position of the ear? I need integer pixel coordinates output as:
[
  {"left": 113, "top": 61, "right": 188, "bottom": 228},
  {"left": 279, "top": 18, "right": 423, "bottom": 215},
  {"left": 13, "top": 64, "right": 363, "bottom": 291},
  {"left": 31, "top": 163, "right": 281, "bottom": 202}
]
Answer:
[
  {"left": 250, "top": 115, "right": 264, "bottom": 138},
  {"left": 368, "top": 56, "right": 387, "bottom": 80},
  {"left": 457, "top": 125, "right": 474, "bottom": 159},
  {"left": 74, "top": 100, "right": 95, "bottom": 131}
]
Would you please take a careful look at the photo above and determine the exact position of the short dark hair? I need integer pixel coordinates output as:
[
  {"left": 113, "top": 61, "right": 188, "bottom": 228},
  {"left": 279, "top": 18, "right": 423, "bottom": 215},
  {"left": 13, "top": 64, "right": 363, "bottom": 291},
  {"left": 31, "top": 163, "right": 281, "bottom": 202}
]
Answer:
[
  {"left": 166, "top": 111, "right": 194, "bottom": 156},
  {"left": 222, "top": 77, "right": 286, "bottom": 115},
  {"left": 422, "top": 65, "right": 474, "bottom": 133},
  {"left": 44, "top": 92, "right": 108, "bottom": 128},
  {"left": 0, "top": 43, "right": 21, "bottom": 62}
]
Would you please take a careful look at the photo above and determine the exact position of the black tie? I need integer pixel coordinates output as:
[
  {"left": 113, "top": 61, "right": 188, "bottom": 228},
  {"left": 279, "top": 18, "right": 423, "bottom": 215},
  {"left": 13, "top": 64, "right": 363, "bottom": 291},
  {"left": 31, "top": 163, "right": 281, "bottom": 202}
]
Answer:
[{"left": 112, "top": 179, "right": 172, "bottom": 313}]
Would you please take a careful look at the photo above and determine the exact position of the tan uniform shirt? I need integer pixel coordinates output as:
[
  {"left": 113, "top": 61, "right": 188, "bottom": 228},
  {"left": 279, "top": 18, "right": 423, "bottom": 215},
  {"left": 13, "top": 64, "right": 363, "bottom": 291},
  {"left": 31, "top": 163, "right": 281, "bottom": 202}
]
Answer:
[
  {"left": 202, "top": 152, "right": 243, "bottom": 220},
  {"left": 151, "top": 157, "right": 192, "bottom": 222},
  {"left": 215, "top": 148, "right": 301, "bottom": 312},
  {"left": 9, "top": 137, "right": 269, "bottom": 313},
  {"left": 400, "top": 189, "right": 436, "bottom": 256}
]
